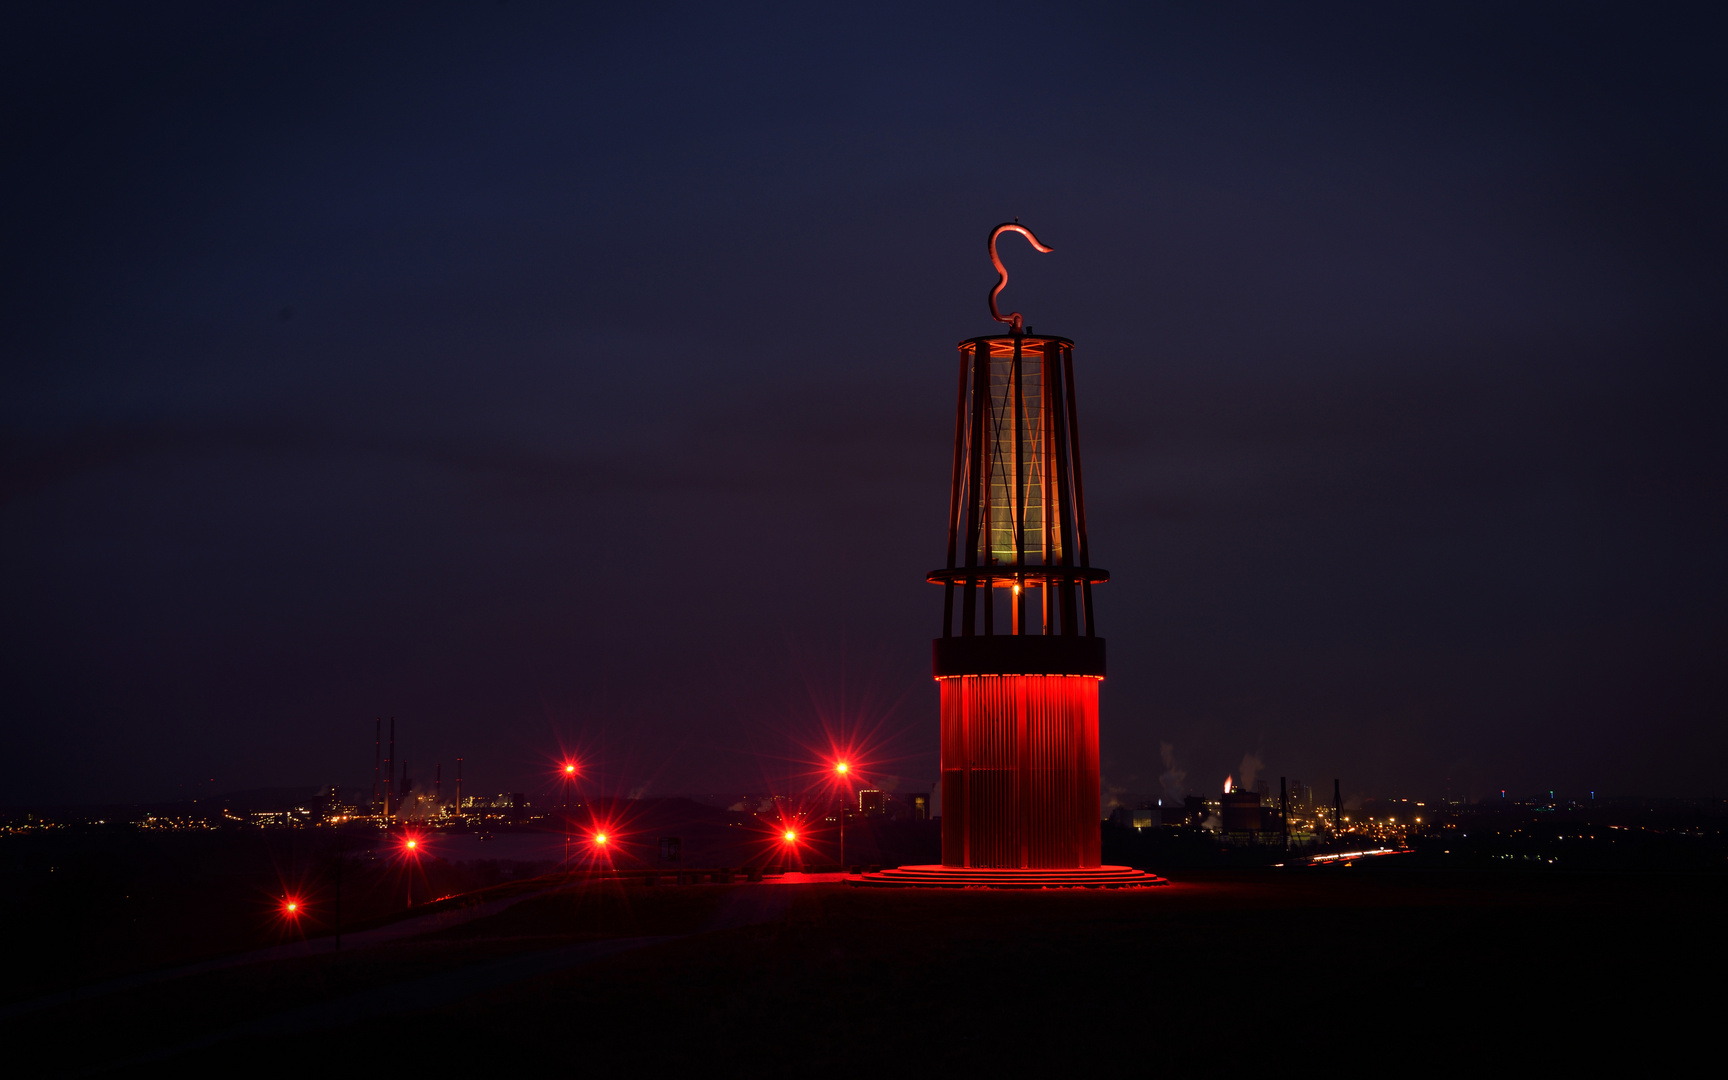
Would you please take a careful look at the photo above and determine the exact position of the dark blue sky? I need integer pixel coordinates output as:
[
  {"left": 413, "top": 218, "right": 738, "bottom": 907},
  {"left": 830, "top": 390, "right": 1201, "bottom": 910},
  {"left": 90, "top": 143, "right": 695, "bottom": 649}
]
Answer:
[{"left": 3, "top": 2, "right": 1724, "bottom": 805}]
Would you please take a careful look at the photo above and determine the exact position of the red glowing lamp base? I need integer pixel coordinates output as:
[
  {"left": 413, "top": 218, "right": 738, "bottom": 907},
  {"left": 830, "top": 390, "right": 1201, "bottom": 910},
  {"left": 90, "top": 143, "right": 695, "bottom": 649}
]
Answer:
[{"left": 940, "top": 673, "right": 1104, "bottom": 869}]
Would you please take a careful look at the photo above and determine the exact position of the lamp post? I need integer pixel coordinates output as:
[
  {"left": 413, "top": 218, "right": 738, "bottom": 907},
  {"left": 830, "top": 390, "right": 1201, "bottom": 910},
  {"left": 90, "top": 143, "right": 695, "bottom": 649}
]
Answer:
[
  {"left": 401, "top": 835, "right": 420, "bottom": 908},
  {"left": 562, "top": 761, "right": 578, "bottom": 870},
  {"left": 835, "top": 761, "right": 851, "bottom": 870},
  {"left": 333, "top": 829, "right": 344, "bottom": 952}
]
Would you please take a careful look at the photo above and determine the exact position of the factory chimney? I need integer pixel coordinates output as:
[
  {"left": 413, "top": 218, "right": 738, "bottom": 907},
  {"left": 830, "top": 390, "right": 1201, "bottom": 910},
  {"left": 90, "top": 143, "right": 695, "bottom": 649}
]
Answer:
[
  {"left": 1280, "top": 776, "right": 1289, "bottom": 850},
  {"left": 435, "top": 763, "right": 442, "bottom": 810},
  {"left": 1333, "top": 778, "right": 1341, "bottom": 831},
  {"left": 386, "top": 717, "right": 395, "bottom": 821},
  {"left": 372, "top": 718, "right": 381, "bottom": 813},
  {"left": 456, "top": 757, "right": 463, "bottom": 818}
]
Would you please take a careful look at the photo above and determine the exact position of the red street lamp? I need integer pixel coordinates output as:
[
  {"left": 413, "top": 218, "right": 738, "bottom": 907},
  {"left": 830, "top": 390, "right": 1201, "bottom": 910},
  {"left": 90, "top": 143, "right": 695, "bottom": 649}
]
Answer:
[
  {"left": 398, "top": 831, "right": 425, "bottom": 908},
  {"left": 833, "top": 761, "right": 854, "bottom": 869},
  {"left": 274, "top": 893, "right": 307, "bottom": 936},
  {"left": 559, "top": 760, "right": 580, "bottom": 869}
]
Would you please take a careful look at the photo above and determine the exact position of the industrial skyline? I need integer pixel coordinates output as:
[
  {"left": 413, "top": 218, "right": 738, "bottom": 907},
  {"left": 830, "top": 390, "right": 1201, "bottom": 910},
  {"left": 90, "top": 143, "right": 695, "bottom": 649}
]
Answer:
[{"left": 3, "top": 4, "right": 1724, "bottom": 806}]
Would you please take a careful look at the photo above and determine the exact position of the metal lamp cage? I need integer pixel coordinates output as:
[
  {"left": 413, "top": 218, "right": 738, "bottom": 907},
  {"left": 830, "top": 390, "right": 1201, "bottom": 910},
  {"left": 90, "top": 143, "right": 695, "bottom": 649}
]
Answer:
[{"left": 933, "top": 333, "right": 1107, "bottom": 646}]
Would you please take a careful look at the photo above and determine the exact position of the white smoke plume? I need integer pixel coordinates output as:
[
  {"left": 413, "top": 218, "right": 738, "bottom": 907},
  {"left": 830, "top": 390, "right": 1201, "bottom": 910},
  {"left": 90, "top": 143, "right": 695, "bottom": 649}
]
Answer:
[
  {"left": 1159, "top": 743, "right": 1186, "bottom": 803},
  {"left": 1238, "top": 753, "right": 1264, "bottom": 792}
]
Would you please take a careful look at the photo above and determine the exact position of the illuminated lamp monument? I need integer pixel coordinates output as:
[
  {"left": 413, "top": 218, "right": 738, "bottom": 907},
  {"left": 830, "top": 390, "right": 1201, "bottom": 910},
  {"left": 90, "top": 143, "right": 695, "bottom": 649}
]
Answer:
[{"left": 859, "top": 224, "right": 1163, "bottom": 888}]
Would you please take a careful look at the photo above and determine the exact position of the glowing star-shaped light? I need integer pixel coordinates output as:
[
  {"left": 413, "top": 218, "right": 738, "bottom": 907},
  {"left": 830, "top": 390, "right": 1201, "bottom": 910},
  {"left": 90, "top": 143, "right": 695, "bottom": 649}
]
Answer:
[{"left": 783, "top": 830, "right": 797, "bottom": 843}]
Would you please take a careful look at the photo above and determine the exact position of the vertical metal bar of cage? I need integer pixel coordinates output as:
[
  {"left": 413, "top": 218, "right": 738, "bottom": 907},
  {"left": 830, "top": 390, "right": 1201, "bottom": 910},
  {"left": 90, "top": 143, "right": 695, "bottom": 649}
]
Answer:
[
  {"left": 1048, "top": 341, "right": 1078, "bottom": 635},
  {"left": 1042, "top": 340, "right": 1056, "bottom": 635},
  {"left": 1063, "top": 344, "right": 1095, "bottom": 637},
  {"left": 982, "top": 343, "right": 995, "bottom": 637},
  {"left": 943, "top": 346, "right": 970, "bottom": 638},
  {"left": 961, "top": 341, "right": 987, "bottom": 636},
  {"left": 1012, "top": 335, "right": 1025, "bottom": 635}
]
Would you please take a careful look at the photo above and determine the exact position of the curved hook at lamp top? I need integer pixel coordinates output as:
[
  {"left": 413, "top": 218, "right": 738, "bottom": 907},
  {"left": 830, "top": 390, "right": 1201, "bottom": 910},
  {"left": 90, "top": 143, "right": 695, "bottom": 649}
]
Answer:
[{"left": 988, "top": 221, "right": 1054, "bottom": 333}]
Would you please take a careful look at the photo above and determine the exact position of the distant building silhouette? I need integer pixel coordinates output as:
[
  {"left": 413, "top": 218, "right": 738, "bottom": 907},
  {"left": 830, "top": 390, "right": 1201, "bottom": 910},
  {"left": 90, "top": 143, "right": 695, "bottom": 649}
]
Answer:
[{"left": 1221, "top": 790, "right": 1262, "bottom": 839}]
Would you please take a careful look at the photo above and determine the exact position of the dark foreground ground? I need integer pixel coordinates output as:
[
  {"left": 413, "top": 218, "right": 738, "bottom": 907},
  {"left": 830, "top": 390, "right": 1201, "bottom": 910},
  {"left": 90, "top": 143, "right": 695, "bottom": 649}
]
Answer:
[{"left": 5, "top": 864, "right": 1722, "bottom": 1077}]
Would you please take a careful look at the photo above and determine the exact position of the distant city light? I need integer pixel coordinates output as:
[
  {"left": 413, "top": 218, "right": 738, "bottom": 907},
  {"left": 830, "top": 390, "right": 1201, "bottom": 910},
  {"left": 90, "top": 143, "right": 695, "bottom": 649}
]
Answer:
[{"left": 1310, "top": 849, "right": 1403, "bottom": 863}]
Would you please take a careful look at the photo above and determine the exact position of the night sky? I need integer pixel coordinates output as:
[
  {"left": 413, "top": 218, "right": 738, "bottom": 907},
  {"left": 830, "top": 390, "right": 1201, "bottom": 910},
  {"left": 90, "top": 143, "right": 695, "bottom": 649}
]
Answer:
[{"left": 3, "top": 3, "right": 1723, "bottom": 806}]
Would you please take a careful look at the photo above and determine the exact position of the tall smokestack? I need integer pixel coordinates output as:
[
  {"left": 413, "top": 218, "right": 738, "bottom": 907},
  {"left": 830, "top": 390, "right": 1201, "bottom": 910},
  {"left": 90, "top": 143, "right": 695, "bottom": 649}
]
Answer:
[
  {"left": 401, "top": 759, "right": 409, "bottom": 817},
  {"left": 435, "top": 763, "right": 442, "bottom": 809},
  {"left": 1333, "top": 778, "right": 1341, "bottom": 830},
  {"left": 1280, "top": 776, "right": 1288, "bottom": 851},
  {"left": 373, "top": 718, "right": 381, "bottom": 813},
  {"left": 456, "top": 757, "right": 463, "bottom": 818},
  {"left": 386, "top": 717, "right": 395, "bottom": 821}
]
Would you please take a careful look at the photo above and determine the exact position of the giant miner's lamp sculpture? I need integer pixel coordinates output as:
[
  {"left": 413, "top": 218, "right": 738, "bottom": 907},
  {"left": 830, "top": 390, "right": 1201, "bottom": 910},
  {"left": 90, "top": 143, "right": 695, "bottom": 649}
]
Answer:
[{"left": 859, "top": 224, "right": 1164, "bottom": 888}]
